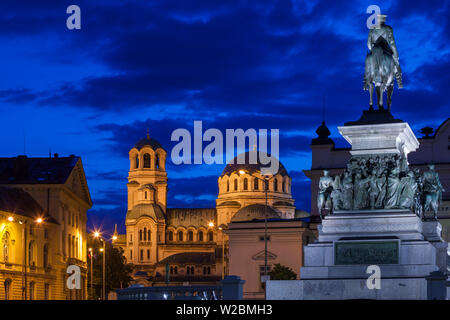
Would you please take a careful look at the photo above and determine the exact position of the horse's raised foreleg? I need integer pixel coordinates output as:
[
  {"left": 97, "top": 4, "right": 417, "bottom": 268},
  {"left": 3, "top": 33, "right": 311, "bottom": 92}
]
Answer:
[
  {"left": 369, "top": 83, "right": 374, "bottom": 110},
  {"left": 387, "top": 85, "right": 393, "bottom": 112},
  {"left": 376, "top": 85, "right": 383, "bottom": 110}
]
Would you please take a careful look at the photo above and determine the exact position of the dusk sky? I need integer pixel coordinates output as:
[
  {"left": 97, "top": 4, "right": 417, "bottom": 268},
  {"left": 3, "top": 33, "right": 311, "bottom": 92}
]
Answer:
[{"left": 0, "top": 0, "right": 449, "bottom": 234}]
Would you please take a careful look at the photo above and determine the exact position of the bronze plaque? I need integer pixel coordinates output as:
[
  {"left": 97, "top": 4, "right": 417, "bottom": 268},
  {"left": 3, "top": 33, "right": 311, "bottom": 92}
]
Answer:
[{"left": 335, "top": 241, "right": 399, "bottom": 265}]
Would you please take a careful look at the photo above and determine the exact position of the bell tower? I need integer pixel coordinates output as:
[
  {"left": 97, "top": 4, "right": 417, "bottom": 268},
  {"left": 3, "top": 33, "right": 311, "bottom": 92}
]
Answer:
[{"left": 127, "top": 132, "right": 168, "bottom": 212}]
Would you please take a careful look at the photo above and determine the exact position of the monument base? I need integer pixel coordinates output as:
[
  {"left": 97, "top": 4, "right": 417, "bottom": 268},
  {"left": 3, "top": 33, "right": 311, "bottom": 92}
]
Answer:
[
  {"left": 266, "top": 211, "right": 449, "bottom": 300},
  {"left": 267, "top": 278, "right": 428, "bottom": 300}
]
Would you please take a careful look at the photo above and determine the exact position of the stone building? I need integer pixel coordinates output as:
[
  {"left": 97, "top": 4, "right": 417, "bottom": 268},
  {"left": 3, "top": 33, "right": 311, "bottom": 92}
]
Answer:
[
  {"left": 113, "top": 136, "right": 315, "bottom": 286},
  {"left": 226, "top": 210, "right": 314, "bottom": 299},
  {"left": 304, "top": 118, "right": 450, "bottom": 240},
  {"left": 0, "top": 154, "right": 92, "bottom": 299}
]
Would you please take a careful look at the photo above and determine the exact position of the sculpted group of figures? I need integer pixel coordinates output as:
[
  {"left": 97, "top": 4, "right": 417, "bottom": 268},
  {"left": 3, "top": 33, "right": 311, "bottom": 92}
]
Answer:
[{"left": 317, "top": 155, "right": 445, "bottom": 219}]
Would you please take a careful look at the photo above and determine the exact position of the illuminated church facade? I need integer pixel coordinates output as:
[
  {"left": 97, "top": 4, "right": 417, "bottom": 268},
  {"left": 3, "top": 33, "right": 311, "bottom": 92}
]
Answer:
[{"left": 112, "top": 134, "right": 312, "bottom": 286}]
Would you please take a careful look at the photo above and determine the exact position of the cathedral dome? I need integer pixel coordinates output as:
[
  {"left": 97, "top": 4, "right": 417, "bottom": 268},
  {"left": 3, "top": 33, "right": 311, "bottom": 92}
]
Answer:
[
  {"left": 134, "top": 136, "right": 164, "bottom": 151},
  {"left": 126, "top": 203, "right": 165, "bottom": 221},
  {"left": 221, "top": 151, "right": 288, "bottom": 177},
  {"left": 231, "top": 204, "right": 281, "bottom": 222}
]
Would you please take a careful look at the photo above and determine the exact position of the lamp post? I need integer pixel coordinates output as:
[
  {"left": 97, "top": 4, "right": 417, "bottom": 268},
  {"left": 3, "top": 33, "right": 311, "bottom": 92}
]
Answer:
[
  {"left": 239, "top": 170, "right": 274, "bottom": 299},
  {"left": 208, "top": 222, "right": 227, "bottom": 280},
  {"left": 93, "top": 231, "right": 106, "bottom": 300},
  {"left": 88, "top": 247, "right": 93, "bottom": 299}
]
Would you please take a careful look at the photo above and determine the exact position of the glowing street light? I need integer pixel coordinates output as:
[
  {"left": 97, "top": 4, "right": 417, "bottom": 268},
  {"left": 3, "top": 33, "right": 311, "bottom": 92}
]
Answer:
[
  {"left": 36, "top": 217, "right": 43, "bottom": 224},
  {"left": 7, "top": 216, "right": 14, "bottom": 222},
  {"left": 112, "top": 235, "right": 118, "bottom": 241},
  {"left": 208, "top": 221, "right": 214, "bottom": 228},
  {"left": 92, "top": 230, "right": 106, "bottom": 300}
]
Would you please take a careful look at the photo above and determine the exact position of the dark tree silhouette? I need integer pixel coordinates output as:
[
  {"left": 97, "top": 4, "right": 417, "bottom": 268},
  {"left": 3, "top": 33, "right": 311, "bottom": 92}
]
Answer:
[
  {"left": 268, "top": 263, "right": 297, "bottom": 280},
  {"left": 87, "top": 236, "right": 133, "bottom": 300}
]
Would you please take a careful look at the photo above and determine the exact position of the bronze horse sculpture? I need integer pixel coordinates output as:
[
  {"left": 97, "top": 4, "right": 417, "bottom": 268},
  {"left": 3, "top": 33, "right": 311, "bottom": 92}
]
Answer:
[{"left": 364, "top": 15, "right": 403, "bottom": 111}]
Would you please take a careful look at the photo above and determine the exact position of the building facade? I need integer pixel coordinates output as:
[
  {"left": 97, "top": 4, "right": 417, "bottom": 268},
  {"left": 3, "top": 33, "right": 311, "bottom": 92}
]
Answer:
[
  {"left": 113, "top": 136, "right": 315, "bottom": 286},
  {"left": 226, "top": 212, "right": 315, "bottom": 299},
  {"left": 0, "top": 155, "right": 92, "bottom": 299}
]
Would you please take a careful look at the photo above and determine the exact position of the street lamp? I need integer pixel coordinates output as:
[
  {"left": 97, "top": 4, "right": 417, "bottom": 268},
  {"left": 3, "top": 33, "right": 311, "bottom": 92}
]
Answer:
[
  {"left": 208, "top": 222, "right": 227, "bottom": 280},
  {"left": 93, "top": 231, "right": 106, "bottom": 300},
  {"left": 88, "top": 247, "right": 93, "bottom": 299},
  {"left": 238, "top": 169, "right": 274, "bottom": 299}
]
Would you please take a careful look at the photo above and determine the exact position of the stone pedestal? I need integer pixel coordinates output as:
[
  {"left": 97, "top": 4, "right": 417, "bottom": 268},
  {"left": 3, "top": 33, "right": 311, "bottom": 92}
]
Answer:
[
  {"left": 266, "top": 117, "right": 449, "bottom": 300},
  {"left": 338, "top": 121, "right": 419, "bottom": 156}
]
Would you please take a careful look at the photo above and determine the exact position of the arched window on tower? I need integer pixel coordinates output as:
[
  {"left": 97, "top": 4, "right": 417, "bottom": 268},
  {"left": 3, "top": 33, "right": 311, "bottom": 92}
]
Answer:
[
  {"left": 282, "top": 180, "right": 286, "bottom": 192},
  {"left": 143, "top": 153, "right": 151, "bottom": 168},
  {"left": 188, "top": 231, "right": 193, "bottom": 241},
  {"left": 139, "top": 230, "right": 143, "bottom": 241},
  {"left": 227, "top": 180, "right": 229, "bottom": 192},
  {"left": 198, "top": 231, "right": 204, "bottom": 242},
  {"left": 156, "top": 154, "right": 160, "bottom": 169},
  {"left": 254, "top": 178, "right": 258, "bottom": 190},
  {"left": 135, "top": 155, "right": 139, "bottom": 169},
  {"left": 243, "top": 178, "right": 248, "bottom": 190},
  {"left": 178, "top": 231, "right": 183, "bottom": 242},
  {"left": 274, "top": 178, "right": 278, "bottom": 192},
  {"left": 143, "top": 228, "right": 147, "bottom": 241},
  {"left": 234, "top": 179, "right": 238, "bottom": 191},
  {"left": 168, "top": 231, "right": 173, "bottom": 241},
  {"left": 148, "top": 229, "right": 151, "bottom": 241},
  {"left": 208, "top": 231, "right": 214, "bottom": 242}
]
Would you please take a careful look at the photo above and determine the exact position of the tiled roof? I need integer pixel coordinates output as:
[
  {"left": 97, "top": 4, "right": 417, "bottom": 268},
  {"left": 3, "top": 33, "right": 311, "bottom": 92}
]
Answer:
[
  {"left": 231, "top": 204, "right": 280, "bottom": 222},
  {"left": 0, "top": 156, "right": 79, "bottom": 184},
  {"left": 0, "top": 186, "right": 58, "bottom": 224},
  {"left": 158, "top": 252, "right": 216, "bottom": 265},
  {"left": 126, "top": 203, "right": 165, "bottom": 221}
]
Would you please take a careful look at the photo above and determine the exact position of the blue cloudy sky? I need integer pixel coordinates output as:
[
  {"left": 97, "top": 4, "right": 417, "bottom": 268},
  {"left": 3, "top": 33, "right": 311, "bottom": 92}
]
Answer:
[{"left": 0, "top": 0, "right": 449, "bottom": 233}]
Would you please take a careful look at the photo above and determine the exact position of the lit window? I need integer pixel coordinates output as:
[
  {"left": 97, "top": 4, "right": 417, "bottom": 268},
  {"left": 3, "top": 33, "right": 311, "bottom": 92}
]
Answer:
[{"left": 2, "top": 232, "right": 10, "bottom": 262}]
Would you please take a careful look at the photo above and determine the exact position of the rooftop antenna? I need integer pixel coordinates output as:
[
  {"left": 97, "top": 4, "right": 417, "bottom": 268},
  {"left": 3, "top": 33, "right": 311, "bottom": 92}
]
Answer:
[
  {"left": 23, "top": 129, "right": 26, "bottom": 155},
  {"left": 322, "top": 94, "right": 326, "bottom": 124},
  {"left": 49, "top": 148, "right": 52, "bottom": 158},
  {"left": 146, "top": 128, "right": 150, "bottom": 139}
]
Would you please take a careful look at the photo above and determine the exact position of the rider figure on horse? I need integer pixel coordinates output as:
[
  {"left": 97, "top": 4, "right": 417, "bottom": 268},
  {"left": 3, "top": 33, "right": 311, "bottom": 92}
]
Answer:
[{"left": 364, "top": 14, "right": 403, "bottom": 111}]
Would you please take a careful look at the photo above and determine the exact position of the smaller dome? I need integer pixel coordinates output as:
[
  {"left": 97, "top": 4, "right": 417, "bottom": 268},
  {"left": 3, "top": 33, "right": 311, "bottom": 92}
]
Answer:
[
  {"left": 126, "top": 203, "right": 165, "bottom": 221},
  {"left": 134, "top": 136, "right": 164, "bottom": 151},
  {"left": 231, "top": 204, "right": 280, "bottom": 222}
]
